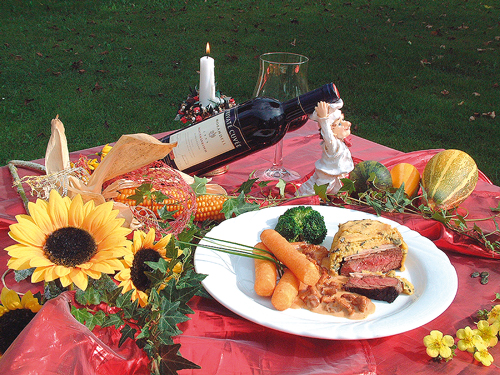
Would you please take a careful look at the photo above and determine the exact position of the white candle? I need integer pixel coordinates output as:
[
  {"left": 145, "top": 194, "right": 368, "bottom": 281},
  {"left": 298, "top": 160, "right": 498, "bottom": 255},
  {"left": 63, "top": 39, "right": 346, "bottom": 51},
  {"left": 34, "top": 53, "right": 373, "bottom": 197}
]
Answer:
[{"left": 199, "top": 43, "right": 219, "bottom": 108}]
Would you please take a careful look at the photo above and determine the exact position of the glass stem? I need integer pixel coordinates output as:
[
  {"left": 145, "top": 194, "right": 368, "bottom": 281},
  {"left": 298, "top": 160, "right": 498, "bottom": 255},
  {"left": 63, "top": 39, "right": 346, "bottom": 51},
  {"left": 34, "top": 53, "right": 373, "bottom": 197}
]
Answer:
[{"left": 272, "top": 140, "right": 284, "bottom": 169}]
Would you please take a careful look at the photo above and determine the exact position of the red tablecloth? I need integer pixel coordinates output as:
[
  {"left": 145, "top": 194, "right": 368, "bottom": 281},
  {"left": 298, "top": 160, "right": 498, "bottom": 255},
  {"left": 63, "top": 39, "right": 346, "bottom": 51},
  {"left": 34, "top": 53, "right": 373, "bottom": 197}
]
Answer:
[{"left": 1, "top": 121, "right": 500, "bottom": 374}]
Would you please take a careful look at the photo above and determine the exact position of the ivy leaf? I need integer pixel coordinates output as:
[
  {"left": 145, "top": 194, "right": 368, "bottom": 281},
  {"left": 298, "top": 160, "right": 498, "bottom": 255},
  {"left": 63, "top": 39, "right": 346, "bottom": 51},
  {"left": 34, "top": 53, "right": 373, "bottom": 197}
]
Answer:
[
  {"left": 75, "top": 285, "right": 102, "bottom": 306},
  {"left": 158, "top": 343, "right": 201, "bottom": 375},
  {"left": 157, "top": 205, "right": 179, "bottom": 221},
  {"left": 119, "top": 324, "right": 137, "bottom": 347},
  {"left": 339, "top": 178, "right": 355, "bottom": 194},
  {"left": 159, "top": 299, "right": 188, "bottom": 336},
  {"left": 190, "top": 176, "right": 208, "bottom": 195},
  {"left": 84, "top": 310, "right": 106, "bottom": 331},
  {"left": 237, "top": 176, "right": 259, "bottom": 194},
  {"left": 220, "top": 192, "right": 259, "bottom": 218},
  {"left": 431, "top": 211, "right": 449, "bottom": 225},
  {"left": 100, "top": 312, "right": 124, "bottom": 329},
  {"left": 365, "top": 195, "right": 383, "bottom": 216},
  {"left": 71, "top": 306, "right": 93, "bottom": 325},
  {"left": 14, "top": 268, "right": 34, "bottom": 282},
  {"left": 313, "top": 184, "right": 329, "bottom": 202},
  {"left": 126, "top": 183, "right": 153, "bottom": 205}
]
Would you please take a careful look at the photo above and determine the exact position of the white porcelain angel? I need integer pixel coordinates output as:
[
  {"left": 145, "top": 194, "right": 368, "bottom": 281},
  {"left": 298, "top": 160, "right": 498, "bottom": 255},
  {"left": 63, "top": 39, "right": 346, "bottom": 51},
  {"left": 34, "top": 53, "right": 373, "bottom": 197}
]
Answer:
[{"left": 296, "top": 99, "right": 354, "bottom": 196}]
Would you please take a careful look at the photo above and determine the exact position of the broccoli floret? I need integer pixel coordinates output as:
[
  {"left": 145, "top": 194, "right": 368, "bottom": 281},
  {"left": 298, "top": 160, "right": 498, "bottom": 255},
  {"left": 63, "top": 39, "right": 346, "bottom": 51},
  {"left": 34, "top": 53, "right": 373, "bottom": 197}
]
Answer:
[{"left": 274, "top": 206, "right": 327, "bottom": 245}]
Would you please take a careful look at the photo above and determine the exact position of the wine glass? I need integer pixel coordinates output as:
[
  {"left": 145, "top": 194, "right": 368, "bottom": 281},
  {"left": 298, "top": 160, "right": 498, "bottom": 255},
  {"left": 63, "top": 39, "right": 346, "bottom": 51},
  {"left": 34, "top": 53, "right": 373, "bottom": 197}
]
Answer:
[{"left": 252, "top": 52, "right": 309, "bottom": 181}]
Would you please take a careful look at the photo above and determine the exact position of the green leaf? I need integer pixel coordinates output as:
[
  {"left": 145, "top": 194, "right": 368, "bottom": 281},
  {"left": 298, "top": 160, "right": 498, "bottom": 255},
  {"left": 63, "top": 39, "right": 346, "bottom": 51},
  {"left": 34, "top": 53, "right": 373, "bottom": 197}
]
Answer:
[
  {"left": 14, "top": 268, "right": 34, "bottom": 282},
  {"left": 220, "top": 192, "right": 259, "bottom": 218},
  {"left": 119, "top": 324, "right": 137, "bottom": 347},
  {"left": 190, "top": 176, "right": 208, "bottom": 195},
  {"left": 100, "top": 313, "right": 124, "bottom": 329},
  {"left": 71, "top": 306, "right": 93, "bottom": 325},
  {"left": 339, "top": 178, "right": 355, "bottom": 194},
  {"left": 237, "top": 176, "right": 259, "bottom": 194},
  {"left": 84, "top": 310, "right": 106, "bottom": 331},
  {"left": 158, "top": 299, "right": 188, "bottom": 336},
  {"left": 313, "top": 183, "right": 329, "bottom": 202},
  {"left": 158, "top": 344, "right": 201, "bottom": 374}
]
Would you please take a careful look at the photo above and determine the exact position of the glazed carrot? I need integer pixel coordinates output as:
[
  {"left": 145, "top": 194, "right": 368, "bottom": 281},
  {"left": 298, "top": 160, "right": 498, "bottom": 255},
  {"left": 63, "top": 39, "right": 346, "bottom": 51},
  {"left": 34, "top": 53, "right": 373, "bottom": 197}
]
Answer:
[
  {"left": 253, "top": 242, "right": 278, "bottom": 297},
  {"left": 260, "top": 229, "right": 320, "bottom": 286},
  {"left": 271, "top": 269, "right": 300, "bottom": 311}
]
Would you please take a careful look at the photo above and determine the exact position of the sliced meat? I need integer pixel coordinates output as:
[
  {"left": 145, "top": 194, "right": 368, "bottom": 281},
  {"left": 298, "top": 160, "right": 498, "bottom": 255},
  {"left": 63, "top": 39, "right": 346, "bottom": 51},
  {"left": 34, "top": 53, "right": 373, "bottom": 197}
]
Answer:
[
  {"left": 343, "top": 273, "right": 404, "bottom": 303},
  {"left": 340, "top": 245, "right": 405, "bottom": 276}
]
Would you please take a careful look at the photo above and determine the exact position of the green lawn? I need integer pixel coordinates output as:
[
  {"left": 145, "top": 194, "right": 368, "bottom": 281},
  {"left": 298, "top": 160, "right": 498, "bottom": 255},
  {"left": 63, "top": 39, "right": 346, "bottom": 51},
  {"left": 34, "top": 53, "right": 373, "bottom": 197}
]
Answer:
[{"left": 1, "top": 0, "right": 498, "bottom": 183}]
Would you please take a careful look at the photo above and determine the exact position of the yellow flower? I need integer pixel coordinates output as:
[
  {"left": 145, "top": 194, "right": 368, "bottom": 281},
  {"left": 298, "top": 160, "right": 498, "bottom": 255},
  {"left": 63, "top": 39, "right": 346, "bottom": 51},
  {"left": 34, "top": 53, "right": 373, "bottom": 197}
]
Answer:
[
  {"left": 0, "top": 288, "right": 42, "bottom": 317},
  {"left": 5, "top": 190, "right": 131, "bottom": 291},
  {"left": 487, "top": 305, "right": 500, "bottom": 325},
  {"left": 423, "top": 330, "right": 455, "bottom": 359},
  {"left": 87, "top": 158, "right": 99, "bottom": 171},
  {"left": 473, "top": 320, "right": 499, "bottom": 347},
  {"left": 115, "top": 229, "right": 182, "bottom": 307},
  {"left": 474, "top": 347, "right": 494, "bottom": 366},
  {"left": 0, "top": 288, "right": 43, "bottom": 355},
  {"left": 456, "top": 326, "right": 486, "bottom": 353},
  {"left": 100, "top": 144, "right": 112, "bottom": 159}
]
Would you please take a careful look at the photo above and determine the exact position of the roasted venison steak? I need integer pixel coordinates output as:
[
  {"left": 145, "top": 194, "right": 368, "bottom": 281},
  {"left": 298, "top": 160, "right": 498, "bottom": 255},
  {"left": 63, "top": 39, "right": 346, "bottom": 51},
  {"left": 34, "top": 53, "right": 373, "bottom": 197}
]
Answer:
[
  {"left": 329, "top": 219, "right": 408, "bottom": 274},
  {"left": 343, "top": 274, "right": 403, "bottom": 303},
  {"left": 339, "top": 244, "right": 405, "bottom": 276}
]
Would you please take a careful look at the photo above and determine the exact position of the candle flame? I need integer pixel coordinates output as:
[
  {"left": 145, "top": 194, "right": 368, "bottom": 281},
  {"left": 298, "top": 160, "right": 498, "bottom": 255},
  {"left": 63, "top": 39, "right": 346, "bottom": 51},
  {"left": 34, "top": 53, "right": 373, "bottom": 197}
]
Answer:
[{"left": 206, "top": 42, "right": 210, "bottom": 55}]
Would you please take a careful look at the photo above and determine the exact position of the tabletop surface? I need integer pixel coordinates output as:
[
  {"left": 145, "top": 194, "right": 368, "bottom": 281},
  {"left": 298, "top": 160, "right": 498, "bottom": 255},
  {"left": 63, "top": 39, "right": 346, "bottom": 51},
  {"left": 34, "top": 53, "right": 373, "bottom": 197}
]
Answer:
[{"left": 1, "top": 121, "right": 500, "bottom": 374}]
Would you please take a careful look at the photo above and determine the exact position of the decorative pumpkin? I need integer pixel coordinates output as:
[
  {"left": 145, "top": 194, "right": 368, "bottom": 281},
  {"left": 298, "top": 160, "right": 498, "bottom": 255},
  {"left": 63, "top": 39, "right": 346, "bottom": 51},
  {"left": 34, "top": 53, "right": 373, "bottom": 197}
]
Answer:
[
  {"left": 422, "top": 149, "right": 478, "bottom": 211},
  {"left": 390, "top": 163, "right": 421, "bottom": 198},
  {"left": 349, "top": 160, "right": 393, "bottom": 193}
]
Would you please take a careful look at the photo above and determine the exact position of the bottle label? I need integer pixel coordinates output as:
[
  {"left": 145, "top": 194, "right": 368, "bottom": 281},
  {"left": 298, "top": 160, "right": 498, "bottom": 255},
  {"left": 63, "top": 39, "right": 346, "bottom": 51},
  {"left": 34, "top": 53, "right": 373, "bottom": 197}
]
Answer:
[{"left": 168, "top": 110, "right": 248, "bottom": 170}]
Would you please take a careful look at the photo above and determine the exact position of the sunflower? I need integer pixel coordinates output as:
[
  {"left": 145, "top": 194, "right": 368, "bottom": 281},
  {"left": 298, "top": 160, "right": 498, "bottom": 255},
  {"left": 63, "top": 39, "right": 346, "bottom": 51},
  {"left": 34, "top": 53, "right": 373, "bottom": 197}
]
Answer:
[
  {"left": 5, "top": 189, "right": 131, "bottom": 291},
  {"left": 0, "top": 288, "right": 42, "bottom": 354},
  {"left": 115, "top": 228, "right": 182, "bottom": 307}
]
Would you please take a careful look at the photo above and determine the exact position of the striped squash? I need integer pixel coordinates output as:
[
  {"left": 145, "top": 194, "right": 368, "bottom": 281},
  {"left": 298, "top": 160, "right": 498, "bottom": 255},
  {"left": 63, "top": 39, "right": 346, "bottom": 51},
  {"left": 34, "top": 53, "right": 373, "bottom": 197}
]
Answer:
[{"left": 422, "top": 149, "right": 478, "bottom": 211}]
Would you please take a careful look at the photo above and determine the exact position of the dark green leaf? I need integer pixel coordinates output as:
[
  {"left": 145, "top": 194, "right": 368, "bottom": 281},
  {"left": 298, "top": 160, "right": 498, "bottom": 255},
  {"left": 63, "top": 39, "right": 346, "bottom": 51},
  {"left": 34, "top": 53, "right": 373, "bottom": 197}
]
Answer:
[
  {"left": 119, "top": 324, "right": 137, "bottom": 347},
  {"left": 100, "top": 313, "right": 124, "bottom": 329},
  {"left": 158, "top": 343, "right": 201, "bottom": 375},
  {"left": 237, "top": 176, "right": 259, "bottom": 194},
  {"left": 158, "top": 299, "right": 187, "bottom": 336},
  {"left": 339, "top": 178, "right": 355, "bottom": 194}
]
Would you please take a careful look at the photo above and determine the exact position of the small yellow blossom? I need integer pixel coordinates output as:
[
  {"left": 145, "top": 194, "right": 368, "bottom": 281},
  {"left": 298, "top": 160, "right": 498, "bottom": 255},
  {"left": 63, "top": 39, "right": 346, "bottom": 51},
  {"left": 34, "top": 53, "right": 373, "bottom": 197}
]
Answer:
[
  {"left": 456, "top": 326, "right": 486, "bottom": 353},
  {"left": 474, "top": 347, "right": 494, "bottom": 366},
  {"left": 487, "top": 305, "right": 500, "bottom": 325},
  {"left": 474, "top": 320, "right": 499, "bottom": 347},
  {"left": 100, "top": 144, "right": 112, "bottom": 159},
  {"left": 87, "top": 158, "right": 99, "bottom": 170},
  {"left": 423, "top": 330, "right": 455, "bottom": 359}
]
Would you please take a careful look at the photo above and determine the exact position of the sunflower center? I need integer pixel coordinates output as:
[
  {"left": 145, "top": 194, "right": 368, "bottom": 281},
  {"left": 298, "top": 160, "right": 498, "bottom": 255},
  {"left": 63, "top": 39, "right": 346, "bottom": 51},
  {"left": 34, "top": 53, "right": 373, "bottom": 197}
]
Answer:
[
  {"left": 130, "top": 248, "right": 161, "bottom": 292},
  {"left": 43, "top": 227, "right": 97, "bottom": 267},
  {"left": 0, "top": 309, "right": 36, "bottom": 354}
]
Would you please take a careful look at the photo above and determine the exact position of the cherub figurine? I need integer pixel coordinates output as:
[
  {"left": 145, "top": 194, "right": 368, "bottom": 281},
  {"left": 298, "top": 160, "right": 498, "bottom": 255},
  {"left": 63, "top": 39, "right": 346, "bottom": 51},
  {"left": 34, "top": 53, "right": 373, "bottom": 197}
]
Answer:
[{"left": 296, "top": 99, "right": 354, "bottom": 196}]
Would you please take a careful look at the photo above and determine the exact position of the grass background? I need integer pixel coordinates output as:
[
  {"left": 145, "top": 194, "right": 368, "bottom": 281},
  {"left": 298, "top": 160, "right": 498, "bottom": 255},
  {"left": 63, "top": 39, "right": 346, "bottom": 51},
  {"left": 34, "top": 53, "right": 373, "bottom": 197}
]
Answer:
[{"left": 1, "top": 0, "right": 498, "bottom": 183}]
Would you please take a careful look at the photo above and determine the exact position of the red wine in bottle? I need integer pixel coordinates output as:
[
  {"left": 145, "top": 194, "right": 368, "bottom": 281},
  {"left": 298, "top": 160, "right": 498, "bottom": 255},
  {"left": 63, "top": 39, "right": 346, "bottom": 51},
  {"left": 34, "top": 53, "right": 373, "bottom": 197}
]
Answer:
[{"left": 160, "top": 82, "right": 340, "bottom": 176}]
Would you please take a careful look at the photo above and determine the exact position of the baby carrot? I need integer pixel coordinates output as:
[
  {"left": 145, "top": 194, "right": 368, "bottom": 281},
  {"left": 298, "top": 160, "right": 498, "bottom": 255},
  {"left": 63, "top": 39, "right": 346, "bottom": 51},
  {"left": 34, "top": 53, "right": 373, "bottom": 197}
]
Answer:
[
  {"left": 271, "top": 269, "right": 300, "bottom": 311},
  {"left": 260, "top": 229, "right": 320, "bottom": 286},
  {"left": 253, "top": 242, "right": 278, "bottom": 297}
]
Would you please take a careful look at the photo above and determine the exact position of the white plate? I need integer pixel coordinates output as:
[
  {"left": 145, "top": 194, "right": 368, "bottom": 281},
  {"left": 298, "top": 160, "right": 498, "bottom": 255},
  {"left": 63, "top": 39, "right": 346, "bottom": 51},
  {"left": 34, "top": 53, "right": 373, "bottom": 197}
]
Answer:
[{"left": 194, "top": 205, "right": 458, "bottom": 340}]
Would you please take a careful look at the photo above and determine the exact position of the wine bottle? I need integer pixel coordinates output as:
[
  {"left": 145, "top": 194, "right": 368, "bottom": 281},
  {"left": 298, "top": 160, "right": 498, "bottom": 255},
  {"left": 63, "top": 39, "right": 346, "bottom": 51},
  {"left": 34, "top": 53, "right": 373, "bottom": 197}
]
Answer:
[{"left": 160, "top": 82, "right": 340, "bottom": 176}]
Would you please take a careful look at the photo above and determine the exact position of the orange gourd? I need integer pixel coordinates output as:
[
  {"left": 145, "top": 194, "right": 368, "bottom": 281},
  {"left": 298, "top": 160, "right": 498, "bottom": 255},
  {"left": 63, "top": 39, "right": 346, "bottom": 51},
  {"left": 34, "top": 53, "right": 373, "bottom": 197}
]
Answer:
[{"left": 390, "top": 163, "right": 421, "bottom": 198}]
